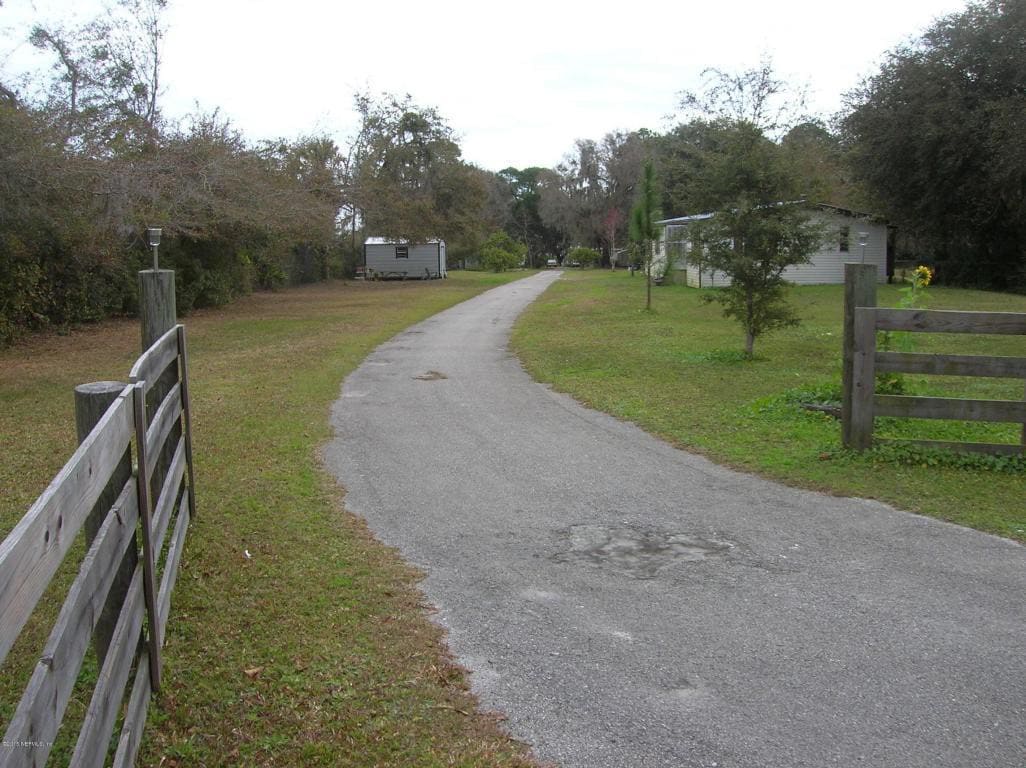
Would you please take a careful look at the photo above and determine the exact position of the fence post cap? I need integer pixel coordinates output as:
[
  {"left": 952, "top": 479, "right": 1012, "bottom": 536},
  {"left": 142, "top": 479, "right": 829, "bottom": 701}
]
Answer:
[{"left": 74, "top": 381, "right": 127, "bottom": 396}]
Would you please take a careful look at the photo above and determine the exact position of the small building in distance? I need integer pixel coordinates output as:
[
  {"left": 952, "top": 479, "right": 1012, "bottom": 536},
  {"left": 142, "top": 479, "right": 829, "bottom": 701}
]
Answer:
[
  {"left": 363, "top": 238, "right": 447, "bottom": 279},
  {"left": 655, "top": 204, "right": 890, "bottom": 287}
]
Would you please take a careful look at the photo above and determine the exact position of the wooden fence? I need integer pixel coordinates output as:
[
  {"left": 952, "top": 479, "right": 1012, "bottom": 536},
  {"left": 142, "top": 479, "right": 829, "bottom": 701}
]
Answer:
[
  {"left": 841, "top": 265, "right": 1026, "bottom": 455},
  {"left": 0, "top": 324, "right": 195, "bottom": 768}
]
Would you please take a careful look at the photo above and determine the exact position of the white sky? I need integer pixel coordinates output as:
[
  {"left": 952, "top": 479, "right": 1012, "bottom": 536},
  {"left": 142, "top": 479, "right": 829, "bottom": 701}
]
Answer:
[{"left": 3, "top": 0, "right": 968, "bottom": 171}]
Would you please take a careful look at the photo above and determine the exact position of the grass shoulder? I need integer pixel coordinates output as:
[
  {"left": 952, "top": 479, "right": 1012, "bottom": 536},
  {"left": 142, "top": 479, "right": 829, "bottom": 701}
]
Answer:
[
  {"left": 511, "top": 269, "right": 1026, "bottom": 542},
  {"left": 0, "top": 271, "right": 540, "bottom": 767}
]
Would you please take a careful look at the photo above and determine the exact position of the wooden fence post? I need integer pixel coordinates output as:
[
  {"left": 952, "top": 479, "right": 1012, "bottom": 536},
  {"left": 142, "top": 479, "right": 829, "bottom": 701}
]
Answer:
[
  {"left": 138, "top": 267, "right": 177, "bottom": 691},
  {"left": 850, "top": 307, "right": 878, "bottom": 450},
  {"left": 139, "top": 267, "right": 179, "bottom": 487},
  {"left": 74, "top": 381, "right": 136, "bottom": 665},
  {"left": 139, "top": 269, "right": 177, "bottom": 351},
  {"left": 842, "top": 263, "right": 878, "bottom": 448}
]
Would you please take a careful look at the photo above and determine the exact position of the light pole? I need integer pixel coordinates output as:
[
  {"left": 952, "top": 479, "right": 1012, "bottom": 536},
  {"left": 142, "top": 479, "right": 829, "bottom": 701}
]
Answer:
[
  {"left": 146, "top": 226, "right": 162, "bottom": 270},
  {"left": 858, "top": 231, "right": 869, "bottom": 265}
]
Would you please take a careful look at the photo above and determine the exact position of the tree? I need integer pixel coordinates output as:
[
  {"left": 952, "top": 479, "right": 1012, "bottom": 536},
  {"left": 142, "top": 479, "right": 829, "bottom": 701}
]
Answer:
[
  {"left": 348, "top": 92, "right": 485, "bottom": 248},
  {"left": 677, "top": 55, "right": 809, "bottom": 139},
  {"left": 628, "top": 160, "right": 659, "bottom": 310},
  {"left": 0, "top": 97, "right": 120, "bottom": 340},
  {"left": 693, "top": 202, "right": 824, "bottom": 358},
  {"left": 679, "top": 64, "right": 824, "bottom": 358},
  {"left": 598, "top": 130, "right": 651, "bottom": 263},
  {"left": 841, "top": 0, "right": 1026, "bottom": 290},
  {"left": 140, "top": 114, "right": 346, "bottom": 304},
  {"left": 480, "top": 231, "right": 526, "bottom": 272},
  {"left": 536, "top": 130, "right": 653, "bottom": 262},
  {"left": 27, "top": 0, "right": 167, "bottom": 152},
  {"left": 654, "top": 120, "right": 721, "bottom": 217},
  {"left": 780, "top": 121, "right": 861, "bottom": 210},
  {"left": 495, "top": 166, "right": 565, "bottom": 265},
  {"left": 0, "top": 0, "right": 173, "bottom": 338},
  {"left": 0, "top": 1, "right": 353, "bottom": 338},
  {"left": 537, "top": 140, "right": 602, "bottom": 250},
  {"left": 602, "top": 207, "right": 625, "bottom": 266}
]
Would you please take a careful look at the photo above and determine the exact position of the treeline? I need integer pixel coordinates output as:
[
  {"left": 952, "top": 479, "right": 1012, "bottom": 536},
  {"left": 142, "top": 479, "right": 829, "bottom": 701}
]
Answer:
[
  {"left": 485, "top": 115, "right": 851, "bottom": 271},
  {"left": 490, "top": 0, "right": 1025, "bottom": 293},
  {"left": 0, "top": 1, "right": 498, "bottom": 344},
  {"left": 3, "top": 0, "right": 1022, "bottom": 343},
  {"left": 2, "top": 97, "right": 346, "bottom": 324},
  {"left": 0, "top": 1, "right": 344, "bottom": 342}
]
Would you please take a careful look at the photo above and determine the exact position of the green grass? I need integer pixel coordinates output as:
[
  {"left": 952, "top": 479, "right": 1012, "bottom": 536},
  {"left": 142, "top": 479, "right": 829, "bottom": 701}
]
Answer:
[
  {"left": 0, "top": 272, "right": 539, "bottom": 767},
  {"left": 511, "top": 270, "right": 1026, "bottom": 541}
]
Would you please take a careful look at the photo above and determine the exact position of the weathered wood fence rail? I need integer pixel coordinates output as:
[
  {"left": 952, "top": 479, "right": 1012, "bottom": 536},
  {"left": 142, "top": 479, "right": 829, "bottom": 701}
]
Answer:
[
  {"left": 0, "top": 324, "right": 195, "bottom": 768},
  {"left": 841, "top": 263, "right": 1026, "bottom": 455}
]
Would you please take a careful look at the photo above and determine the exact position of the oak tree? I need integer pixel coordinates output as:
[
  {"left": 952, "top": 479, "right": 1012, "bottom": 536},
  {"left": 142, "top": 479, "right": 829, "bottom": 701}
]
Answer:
[{"left": 841, "top": 0, "right": 1026, "bottom": 289}]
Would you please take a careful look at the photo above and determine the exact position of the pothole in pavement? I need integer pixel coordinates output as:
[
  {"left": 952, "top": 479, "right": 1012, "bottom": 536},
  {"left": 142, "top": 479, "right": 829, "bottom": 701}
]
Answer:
[{"left": 553, "top": 524, "right": 735, "bottom": 579}]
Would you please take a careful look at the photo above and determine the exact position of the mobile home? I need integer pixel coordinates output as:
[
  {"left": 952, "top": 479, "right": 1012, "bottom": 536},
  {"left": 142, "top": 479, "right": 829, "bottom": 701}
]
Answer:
[
  {"left": 363, "top": 238, "right": 447, "bottom": 279},
  {"left": 655, "top": 204, "right": 890, "bottom": 287}
]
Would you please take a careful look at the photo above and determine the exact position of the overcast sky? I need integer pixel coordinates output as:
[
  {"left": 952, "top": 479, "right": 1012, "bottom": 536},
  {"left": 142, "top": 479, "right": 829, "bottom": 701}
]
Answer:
[{"left": 4, "top": 0, "right": 969, "bottom": 170}]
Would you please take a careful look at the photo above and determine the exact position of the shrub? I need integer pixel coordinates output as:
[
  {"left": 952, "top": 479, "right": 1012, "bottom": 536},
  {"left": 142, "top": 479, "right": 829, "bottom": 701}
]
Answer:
[
  {"left": 480, "top": 232, "right": 527, "bottom": 273},
  {"left": 568, "top": 246, "right": 601, "bottom": 267}
]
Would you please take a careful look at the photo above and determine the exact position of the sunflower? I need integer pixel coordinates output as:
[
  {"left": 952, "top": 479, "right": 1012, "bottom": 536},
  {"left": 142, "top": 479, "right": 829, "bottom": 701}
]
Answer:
[{"left": 912, "top": 265, "right": 933, "bottom": 288}]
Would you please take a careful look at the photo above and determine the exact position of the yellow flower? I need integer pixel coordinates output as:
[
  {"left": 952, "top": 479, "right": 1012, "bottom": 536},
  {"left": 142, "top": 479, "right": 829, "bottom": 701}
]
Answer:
[{"left": 913, "top": 265, "right": 933, "bottom": 287}]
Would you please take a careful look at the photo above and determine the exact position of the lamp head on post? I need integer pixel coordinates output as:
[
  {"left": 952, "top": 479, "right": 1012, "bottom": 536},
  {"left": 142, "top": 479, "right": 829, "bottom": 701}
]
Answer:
[
  {"left": 146, "top": 226, "right": 162, "bottom": 270},
  {"left": 857, "top": 231, "right": 869, "bottom": 264}
]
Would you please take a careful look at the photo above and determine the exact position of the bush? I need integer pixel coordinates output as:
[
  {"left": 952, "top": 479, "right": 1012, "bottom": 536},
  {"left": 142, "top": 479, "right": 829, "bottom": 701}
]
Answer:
[
  {"left": 480, "top": 231, "right": 527, "bottom": 273},
  {"left": 568, "top": 246, "right": 601, "bottom": 267},
  {"left": 0, "top": 97, "right": 344, "bottom": 345}
]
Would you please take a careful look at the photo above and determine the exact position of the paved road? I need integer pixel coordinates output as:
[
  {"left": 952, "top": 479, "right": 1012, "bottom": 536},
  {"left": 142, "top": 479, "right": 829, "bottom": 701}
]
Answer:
[{"left": 323, "top": 272, "right": 1026, "bottom": 768}]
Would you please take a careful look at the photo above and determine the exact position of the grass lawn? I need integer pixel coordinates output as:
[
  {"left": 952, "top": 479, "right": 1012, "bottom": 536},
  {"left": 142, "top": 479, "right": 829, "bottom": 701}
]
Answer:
[
  {"left": 0, "top": 272, "right": 540, "bottom": 767},
  {"left": 511, "top": 269, "right": 1026, "bottom": 542}
]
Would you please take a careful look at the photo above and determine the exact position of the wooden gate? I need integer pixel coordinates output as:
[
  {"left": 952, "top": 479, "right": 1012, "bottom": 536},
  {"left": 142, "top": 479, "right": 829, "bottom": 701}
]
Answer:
[{"left": 0, "top": 324, "right": 195, "bottom": 768}]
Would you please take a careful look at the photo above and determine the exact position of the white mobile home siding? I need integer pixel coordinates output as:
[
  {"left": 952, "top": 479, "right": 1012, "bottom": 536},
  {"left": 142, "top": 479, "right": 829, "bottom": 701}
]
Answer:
[
  {"left": 658, "top": 209, "right": 888, "bottom": 287},
  {"left": 781, "top": 212, "right": 887, "bottom": 285},
  {"left": 364, "top": 239, "right": 447, "bottom": 278}
]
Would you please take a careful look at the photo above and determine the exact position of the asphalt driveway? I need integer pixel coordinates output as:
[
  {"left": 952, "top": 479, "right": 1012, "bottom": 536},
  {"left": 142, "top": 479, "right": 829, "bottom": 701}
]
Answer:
[{"left": 323, "top": 271, "right": 1025, "bottom": 768}]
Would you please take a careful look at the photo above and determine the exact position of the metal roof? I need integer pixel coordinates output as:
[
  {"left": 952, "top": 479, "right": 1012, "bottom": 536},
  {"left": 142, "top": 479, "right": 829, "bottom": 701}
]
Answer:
[
  {"left": 656, "top": 202, "right": 880, "bottom": 227},
  {"left": 365, "top": 237, "right": 444, "bottom": 245},
  {"left": 655, "top": 213, "right": 715, "bottom": 226}
]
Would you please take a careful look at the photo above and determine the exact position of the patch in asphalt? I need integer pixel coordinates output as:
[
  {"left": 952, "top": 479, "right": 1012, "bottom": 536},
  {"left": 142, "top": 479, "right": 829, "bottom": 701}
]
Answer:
[
  {"left": 552, "top": 524, "right": 735, "bottom": 579},
  {"left": 413, "top": 370, "right": 448, "bottom": 380}
]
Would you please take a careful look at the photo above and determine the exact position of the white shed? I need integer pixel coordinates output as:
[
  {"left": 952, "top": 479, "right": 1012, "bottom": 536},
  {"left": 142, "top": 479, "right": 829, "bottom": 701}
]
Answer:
[
  {"left": 656, "top": 204, "right": 890, "bottom": 287},
  {"left": 363, "top": 238, "right": 447, "bottom": 279}
]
